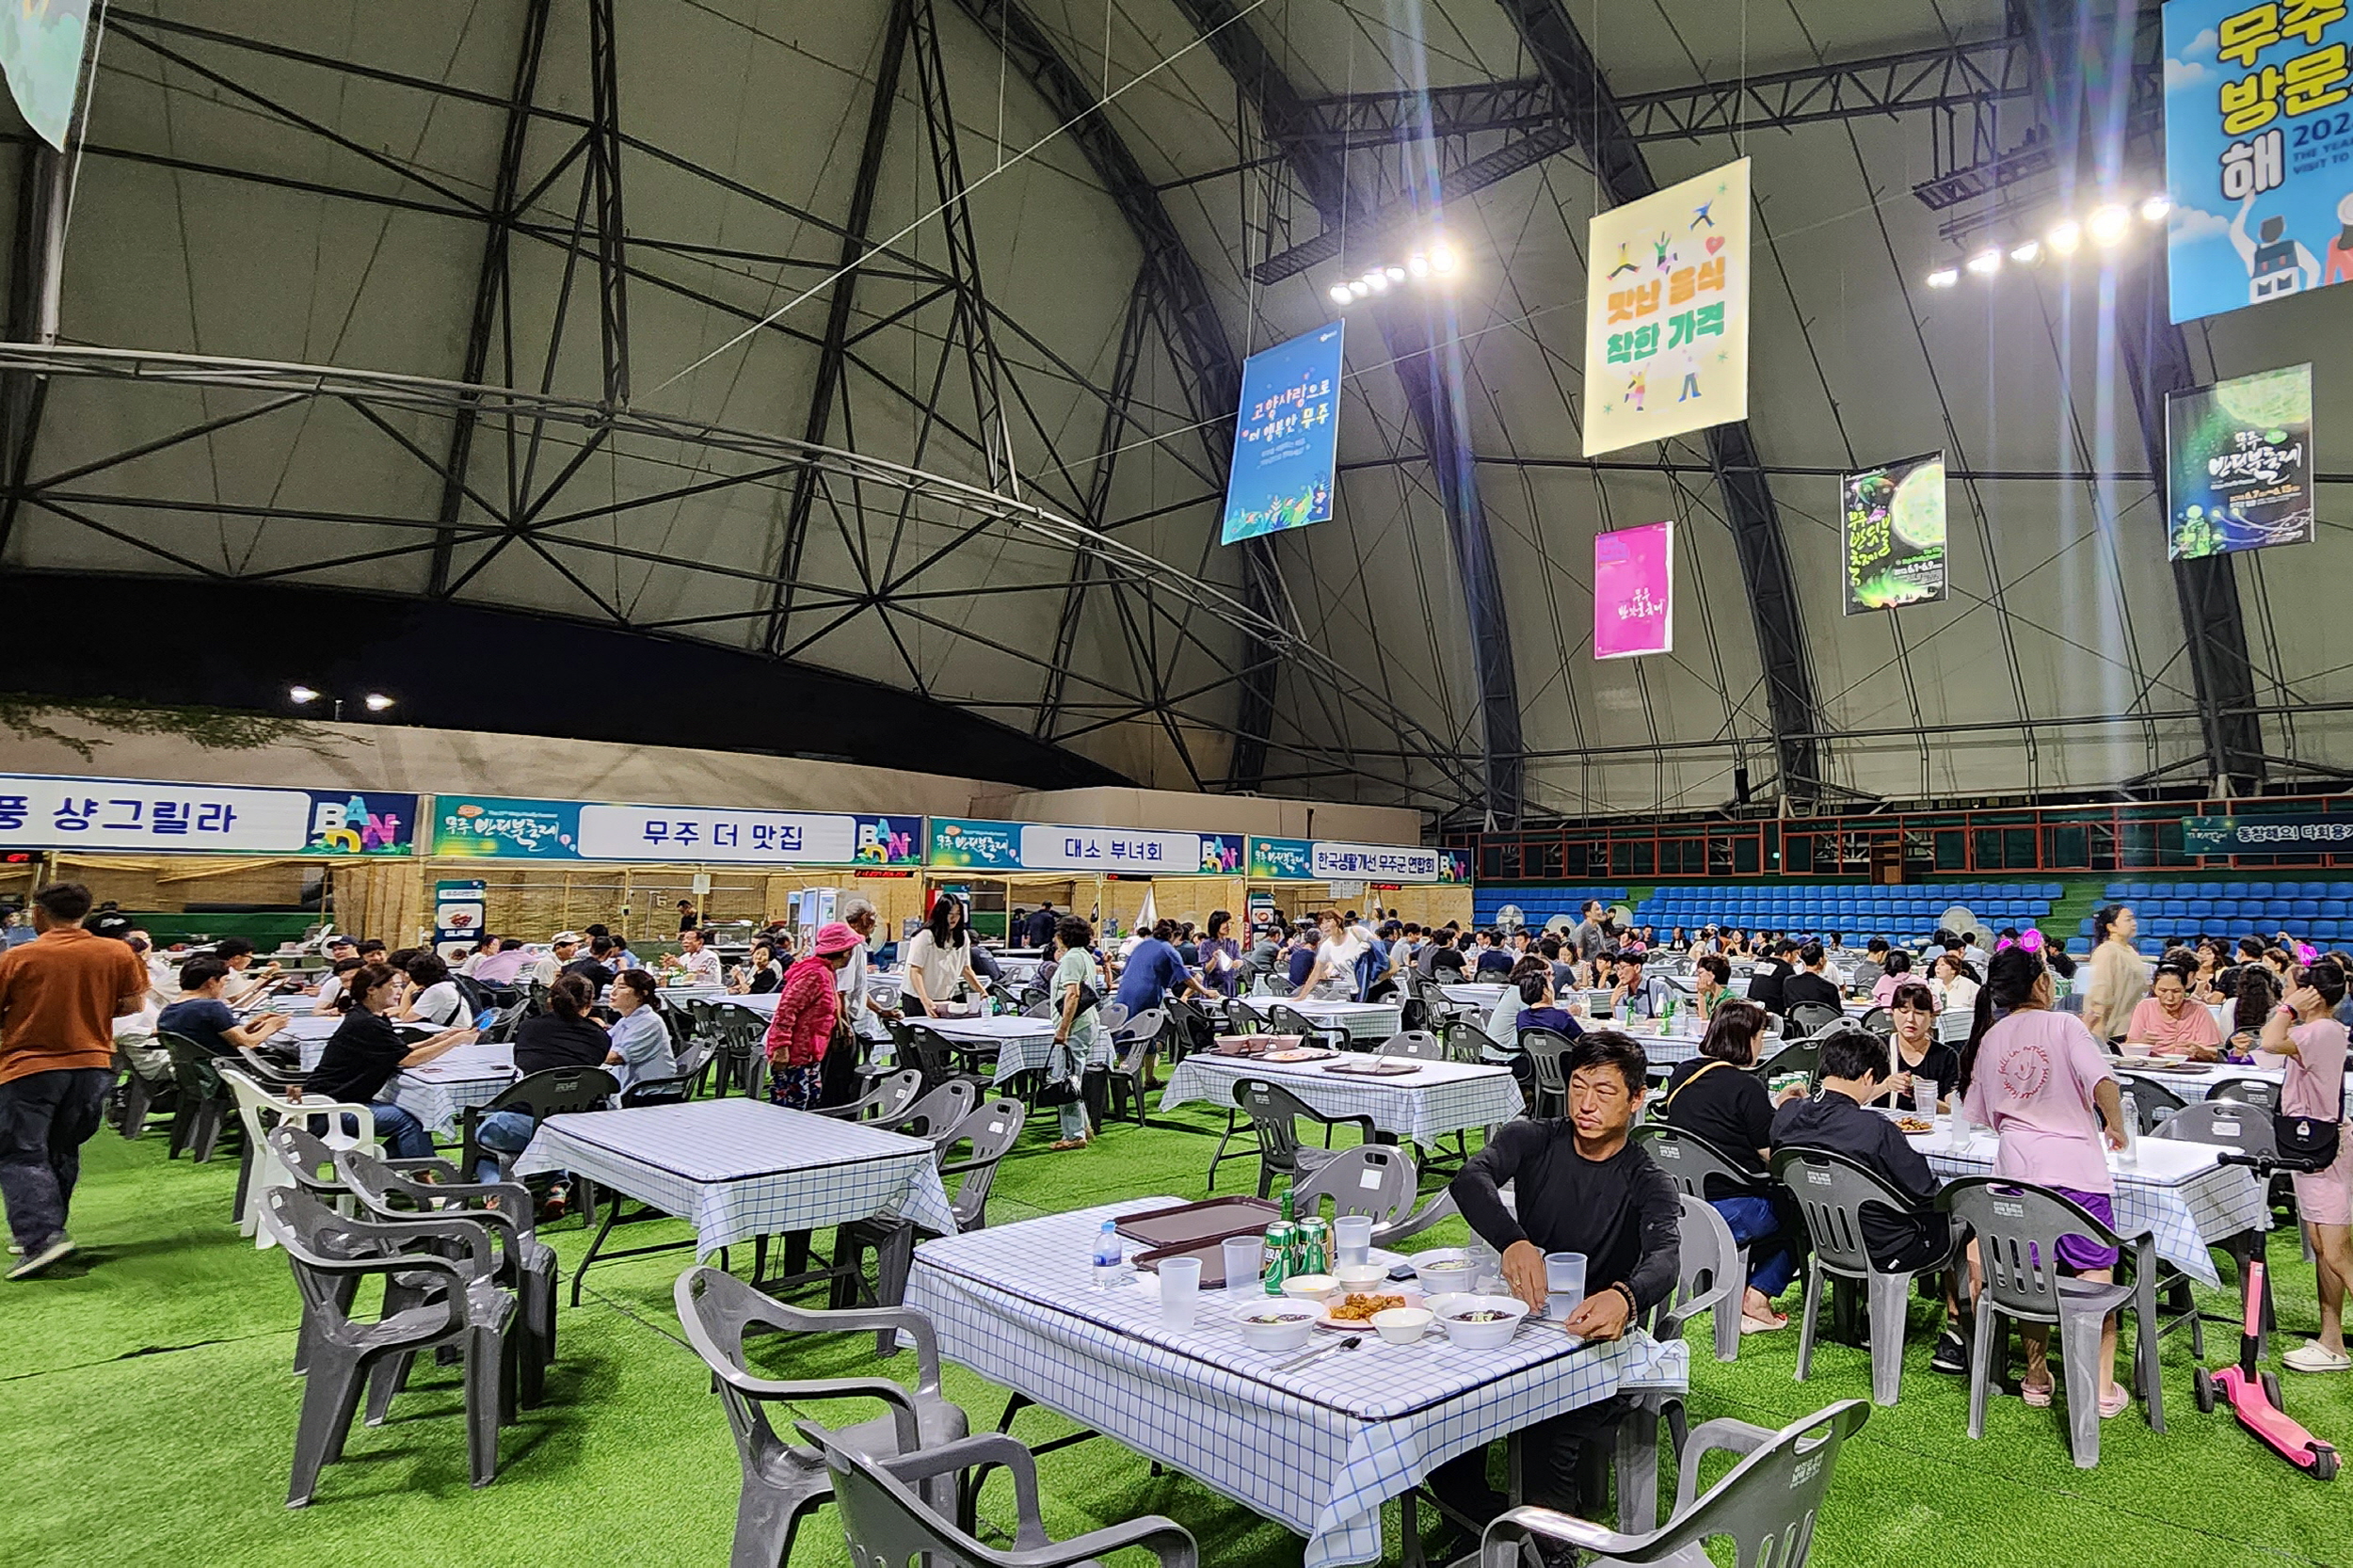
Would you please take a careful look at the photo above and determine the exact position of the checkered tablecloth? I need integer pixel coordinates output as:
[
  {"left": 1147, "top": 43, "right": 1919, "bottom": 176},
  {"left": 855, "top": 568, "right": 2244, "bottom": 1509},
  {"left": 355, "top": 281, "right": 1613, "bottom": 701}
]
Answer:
[
  {"left": 1921, "top": 1123, "right": 2265, "bottom": 1287},
  {"left": 908, "top": 1015, "right": 1063, "bottom": 1084},
  {"left": 294, "top": 1034, "right": 518, "bottom": 1136},
  {"left": 1160, "top": 1054, "right": 1523, "bottom": 1144},
  {"left": 2117, "top": 1062, "right": 2353, "bottom": 1105},
  {"left": 905, "top": 1199, "right": 1678, "bottom": 1568},
  {"left": 1441, "top": 984, "right": 1509, "bottom": 1010},
  {"left": 1280, "top": 1000, "right": 1405, "bottom": 1042},
  {"left": 515, "top": 1098, "right": 956, "bottom": 1247}
]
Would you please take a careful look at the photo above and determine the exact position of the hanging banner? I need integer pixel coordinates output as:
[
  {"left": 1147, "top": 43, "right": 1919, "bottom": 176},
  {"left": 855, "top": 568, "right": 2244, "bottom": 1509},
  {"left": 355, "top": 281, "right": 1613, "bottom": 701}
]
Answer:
[
  {"left": 1222, "top": 322, "right": 1344, "bottom": 544},
  {"left": 2163, "top": 0, "right": 2353, "bottom": 323},
  {"left": 2165, "top": 362, "right": 2315, "bottom": 559},
  {"left": 1584, "top": 157, "right": 1750, "bottom": 456},
  {"left": 1593, "top": 520, "right": 1675, "bottom": 660},
  {"left": 432, "top": 795, "right": 921, "bottom": 865},
  {"left": 1841, "top": 452, "right": 1948, "bottom": 614},
  {"left": 0, "top": 774, "right": 416, "bottom": 856},
  {"left": 2185, "top": 813, "right": 2353, "bottom": 853},
  {"left": 0, "top": 0, "right": 90, "bottom": 151},
  {"left": 1250, "top": 837, "right": 1315, "bottom": 880}
]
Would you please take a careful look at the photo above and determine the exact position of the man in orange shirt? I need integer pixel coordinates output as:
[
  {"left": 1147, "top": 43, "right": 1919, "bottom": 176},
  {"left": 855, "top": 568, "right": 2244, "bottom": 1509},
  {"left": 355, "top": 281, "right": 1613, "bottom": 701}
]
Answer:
[{"left": 0, "top": 883, "right": 149, "bottom": 1279}]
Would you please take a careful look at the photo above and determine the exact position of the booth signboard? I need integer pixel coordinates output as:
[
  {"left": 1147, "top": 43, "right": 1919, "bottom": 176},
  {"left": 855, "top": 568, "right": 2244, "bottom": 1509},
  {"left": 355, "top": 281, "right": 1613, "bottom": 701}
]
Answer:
[
  {"left": 432, "top": 794, "right": 920, "bottom": 865},
  {"left": 1251, "top": 836, "right": 1443, "bottom": 883},
  {"left": 2185, "top": 814, "right": 2353, "bottom": 854},
  {"left": 0, "top": 773, "right": 415, "bottom": 856},
  {"left": 926, "top": 819, "right": 1241, "bottom": 875}
]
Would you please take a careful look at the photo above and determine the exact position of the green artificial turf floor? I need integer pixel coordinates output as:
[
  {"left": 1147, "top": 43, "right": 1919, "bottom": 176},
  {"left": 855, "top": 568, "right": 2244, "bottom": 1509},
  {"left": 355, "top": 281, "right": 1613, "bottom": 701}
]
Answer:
[{"left": 2, "top": 1096, "right": 2348, "bottom": 1567}]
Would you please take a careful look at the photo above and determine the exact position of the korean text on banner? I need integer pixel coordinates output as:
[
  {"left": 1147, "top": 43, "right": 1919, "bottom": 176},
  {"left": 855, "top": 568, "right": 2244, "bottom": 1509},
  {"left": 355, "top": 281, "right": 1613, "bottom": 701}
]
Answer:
[
  {"left": 1841, "top": 453, "right": 1948, "bottom": 614},
  {"left": 1593, "top": 521, "right": 1674, "bottom": 660},
  {"left": 1584, "top": 157, "right": 1749, "bottom": 456},
  {"left": 1309, "top": 842, "right": 1442, "bottom": 884},
  {"left": 2164, "top": 0, "right": 2353, "bottom": 323},
  {"left": 0, "top": 774, "right": 415, "bottom": 855},
  {"left": 1222, "top": 322, "right": 1344, "bottom": 544},
  {"left": 2166, "top": 362, "right": 2314, "bottom": 559}
]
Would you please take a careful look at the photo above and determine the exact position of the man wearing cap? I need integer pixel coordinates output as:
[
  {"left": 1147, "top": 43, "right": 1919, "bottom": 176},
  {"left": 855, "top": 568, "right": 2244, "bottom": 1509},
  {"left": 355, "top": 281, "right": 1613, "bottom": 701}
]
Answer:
[
  {"left": 533, "top": 934, "right": 581, "bottom": 991},
  {"left": 764, "top": 921, "right": 859, "bottom": 1110},
  {"left": 836, "top": 898, "right": 899, "bottom": 1056}
]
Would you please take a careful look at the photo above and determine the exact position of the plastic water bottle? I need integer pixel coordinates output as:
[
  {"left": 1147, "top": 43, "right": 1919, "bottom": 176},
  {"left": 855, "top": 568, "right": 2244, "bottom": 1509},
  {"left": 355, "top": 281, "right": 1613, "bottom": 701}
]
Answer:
[
  {"left": 2116, "top": 1093, "right": 2140, "bottom": 1168},
  {"left": 1092, "top": 1220, "right": 1124, "bottom": 1288}
]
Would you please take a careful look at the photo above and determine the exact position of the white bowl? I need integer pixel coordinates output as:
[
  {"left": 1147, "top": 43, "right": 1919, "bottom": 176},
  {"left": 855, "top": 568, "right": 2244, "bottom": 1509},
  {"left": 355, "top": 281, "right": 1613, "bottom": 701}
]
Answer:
[
  {"left": 1413, "top": 1251, "right": 1476, "bottom": 1296},
  {"left": 1281, "top": 1272, "right": 1339, "bottom": 1303},
  {"left": 1426, "top": 1292, "right": 1529, "bottom": 1350},
  {"left": 1369, "top": 1305, "right": 1434, "bottom": 1345},
  {"left": 1230, "top": 1299, "right": 1321, "bottom": 1351},
  {"left": 1333, "top": 1263, "right": 1390, "bottom": 1292}
]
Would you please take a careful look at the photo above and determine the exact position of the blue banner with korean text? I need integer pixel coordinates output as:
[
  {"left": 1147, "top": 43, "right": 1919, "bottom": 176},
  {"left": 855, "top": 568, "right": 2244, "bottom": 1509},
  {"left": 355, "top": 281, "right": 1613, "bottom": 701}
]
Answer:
[
  {"left": 2164, "top": 0, "right": 2353, "bottom": 322},
  {"left": 0, "top": 774, "right": 415, "bottom": 855},
  {"left": 1222, "top": 322, "right": 1343, "bottom": 545}
]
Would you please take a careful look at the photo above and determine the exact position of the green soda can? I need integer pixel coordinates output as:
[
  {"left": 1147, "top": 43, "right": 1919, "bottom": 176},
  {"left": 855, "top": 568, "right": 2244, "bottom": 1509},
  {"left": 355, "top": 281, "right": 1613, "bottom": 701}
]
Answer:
[
  {"left": 1262, "top": 1223, "right": 1294, "bottom": 1296},
  {"left": 1297, "top": 1217, "right": 1329, "bottom": 1277}
]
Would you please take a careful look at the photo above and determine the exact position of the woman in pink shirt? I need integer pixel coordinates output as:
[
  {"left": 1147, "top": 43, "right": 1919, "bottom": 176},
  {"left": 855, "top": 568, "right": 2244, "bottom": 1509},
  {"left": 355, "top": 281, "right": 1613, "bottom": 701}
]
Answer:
[
  {"left": 2256, "top": 958, "right": 2353, "bottom": 1374},
  {"left": 1960, "top": 945, "right": 2131, "bottom": 1416},
  {"left": 2123, "top": 959, "right": 2223, "bottom": 1060}
]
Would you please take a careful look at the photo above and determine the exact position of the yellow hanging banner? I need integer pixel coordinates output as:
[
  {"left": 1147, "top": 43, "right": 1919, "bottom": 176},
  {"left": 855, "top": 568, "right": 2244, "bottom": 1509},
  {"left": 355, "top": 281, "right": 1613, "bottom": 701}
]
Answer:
[{"left": 1582, "top": 157, "right": 1751, "bottom": 457}]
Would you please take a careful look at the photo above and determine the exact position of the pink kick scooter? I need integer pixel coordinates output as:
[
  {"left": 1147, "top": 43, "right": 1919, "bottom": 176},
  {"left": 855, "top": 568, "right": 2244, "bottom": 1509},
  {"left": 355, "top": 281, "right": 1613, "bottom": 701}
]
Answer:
[{"left": 2197, "top": 1154, "right": 2340, "bottom": 1480}]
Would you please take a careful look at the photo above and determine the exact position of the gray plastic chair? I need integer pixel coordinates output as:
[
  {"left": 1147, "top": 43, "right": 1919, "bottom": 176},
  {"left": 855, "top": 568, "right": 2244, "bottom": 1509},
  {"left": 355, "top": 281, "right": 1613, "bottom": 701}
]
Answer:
[
  {"left": 1770, "top": 1146, "right": 1958, "bottom": 1406},
  {"left": 892, "top": 1080, "right": 982, "bottom": 1145},
  {"left": 256, "top": 1184, "right": 515, "bottom": 1507},
  {"left": 1939, "top": 1177, "right": 2163, "bottom": 1468},
  {"left": 831, "top": 1097, "right": 1027, "bottom": 1313},
  {"left": 1237, "top": 1079, "right": 1369, "bottom": 1198},
  {"left": 1378, "top": 1029, "right": 1447, "bottom": 1060},
  {"left": 2155, "top": 1103, "right": 2281, "bottom": 1360},
  {"left": 1470, "top": 1400, "right": 1870, "bottom": 1568},
  {"left": 1785, "top": 1001, "right": 1846, "bottom": 1040},
  {"left": 336, "top": 1146, "right": 560, "bottom": 1407},
  {"left": 676, "top": 1266, "right": 969, "bottom": 1568},
  {"left": 816, "top": 1066, "right": 922, "bottom": 1124},
  {"left": 2206, "top": 1076, "right": 2281, "bottom": 1113},
  {"left": 456, "top": 1064, "right": 618, "bottom": 1190},
  {"left": 1268, "top": 1002, "right": 1350, "bottom": 1053},
  {"left": 1657, "top": 1192, "right": 1744, "bottom": 1366},
  {"left": 1518, "top": 1027, "right": 1576, "bottom": 1119},
  {"left": 1291, "top": 1144, "right": 1419, "bottom": 1229},
  {"left": 2116, "top": 1072, "right": 2189, "bottom": 1134},
  {"left": 804, "top": 1422, "right": 1197, "bottom": 1568},
  {"left": 1103, "top": 1009, "right": 1169, "bottom": 1126}
]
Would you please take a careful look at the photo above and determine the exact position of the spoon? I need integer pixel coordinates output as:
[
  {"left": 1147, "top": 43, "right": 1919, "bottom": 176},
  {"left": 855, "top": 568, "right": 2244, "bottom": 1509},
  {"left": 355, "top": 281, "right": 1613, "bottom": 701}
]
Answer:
[{"left": 1274, "top": 1334, "right": 1362, "bottom": 1372}]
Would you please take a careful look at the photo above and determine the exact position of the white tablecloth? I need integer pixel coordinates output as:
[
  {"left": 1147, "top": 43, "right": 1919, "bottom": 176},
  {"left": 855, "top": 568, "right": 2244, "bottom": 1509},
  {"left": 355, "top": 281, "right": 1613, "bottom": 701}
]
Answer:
[
  {"left": 293, "top": 1032, "right": 517, "bottom": 1135},
  {"left": 904, "top": 1199, "right": 1681, "bottom": 1568},
  {"left": 908, "top": 1014, "right": 1061, "bottom": 1083},
  {"left": 1160, "top": 1053, "right": 1523, "bottom": 1144},
  {"left": 1916, "top": 1117, "right": 2266, "bottom": 1287},
  {"left": 515, "top": 1098, "right": 956, "bottom": 1248}
]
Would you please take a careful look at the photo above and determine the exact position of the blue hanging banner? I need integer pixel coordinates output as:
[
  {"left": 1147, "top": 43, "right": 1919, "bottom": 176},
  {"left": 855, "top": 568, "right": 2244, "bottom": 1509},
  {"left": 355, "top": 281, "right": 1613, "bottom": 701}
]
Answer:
[
  {"left": 2163, "top": 0, "right": 2353, "bottom": 323},
  {"left": 1221, "top": 322, "right": 1344, "bottom": 545}
]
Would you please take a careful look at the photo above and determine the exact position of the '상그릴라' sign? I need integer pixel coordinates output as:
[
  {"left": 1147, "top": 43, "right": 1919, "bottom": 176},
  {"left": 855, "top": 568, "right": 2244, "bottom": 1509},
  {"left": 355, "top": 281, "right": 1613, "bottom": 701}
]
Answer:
[{"left": 0, "top": 775, "right": 415, "bottom": 855}]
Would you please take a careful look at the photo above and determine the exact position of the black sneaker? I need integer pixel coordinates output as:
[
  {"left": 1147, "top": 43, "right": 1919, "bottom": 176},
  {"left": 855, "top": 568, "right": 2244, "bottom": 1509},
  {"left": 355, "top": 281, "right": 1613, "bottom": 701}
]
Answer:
[{"left": 1931, "top": 1326, "right": 1969, "bottom": 1375}]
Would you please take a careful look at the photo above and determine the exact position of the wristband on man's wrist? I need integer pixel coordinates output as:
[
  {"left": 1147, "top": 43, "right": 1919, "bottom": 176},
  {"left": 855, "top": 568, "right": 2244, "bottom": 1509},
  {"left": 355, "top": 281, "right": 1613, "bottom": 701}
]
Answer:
[{"left": 1608, "top": 1280, "right": 1638, "bottom": 1317}]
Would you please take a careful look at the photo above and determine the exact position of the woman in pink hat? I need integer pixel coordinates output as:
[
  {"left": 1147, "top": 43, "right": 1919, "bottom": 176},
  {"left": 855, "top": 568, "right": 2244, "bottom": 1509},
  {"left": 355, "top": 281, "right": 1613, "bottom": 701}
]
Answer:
[{"left": 764, "top": 921, "right": 859, "bottom": 1110}]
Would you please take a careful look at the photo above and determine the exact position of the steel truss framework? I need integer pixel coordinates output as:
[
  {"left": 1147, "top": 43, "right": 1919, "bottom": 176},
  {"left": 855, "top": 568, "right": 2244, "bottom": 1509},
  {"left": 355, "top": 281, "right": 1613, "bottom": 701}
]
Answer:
[{"left": 1, "top": 3, "right": 1486, "bottom": 809}]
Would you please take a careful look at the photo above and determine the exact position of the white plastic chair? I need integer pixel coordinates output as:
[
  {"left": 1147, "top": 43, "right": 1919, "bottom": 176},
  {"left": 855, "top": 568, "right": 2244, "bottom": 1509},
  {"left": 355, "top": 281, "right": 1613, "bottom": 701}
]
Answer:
[{"left": 220, "top": 1068, "right": 375, "bottom": 1246}]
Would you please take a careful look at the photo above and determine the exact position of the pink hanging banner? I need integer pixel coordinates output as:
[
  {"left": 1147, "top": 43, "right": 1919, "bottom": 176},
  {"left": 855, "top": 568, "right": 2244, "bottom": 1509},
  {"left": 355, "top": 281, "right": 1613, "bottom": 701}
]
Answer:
[{"left": 1593, "top": 520, "right": 1674, "bottom": 660}]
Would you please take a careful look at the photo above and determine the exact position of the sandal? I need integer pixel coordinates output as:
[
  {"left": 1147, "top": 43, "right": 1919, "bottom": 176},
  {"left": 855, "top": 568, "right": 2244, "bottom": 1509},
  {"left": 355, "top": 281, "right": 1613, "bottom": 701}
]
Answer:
[
  {"left": 2021, "top": 1376, "right": 2054, "bottom": 1407},
  {"left": 2098, "top": 1384, "right": 2131, "bottom": 1419},
  {"left": 1049, "top": 1137, "right": 1090, "bottom": 1151}
]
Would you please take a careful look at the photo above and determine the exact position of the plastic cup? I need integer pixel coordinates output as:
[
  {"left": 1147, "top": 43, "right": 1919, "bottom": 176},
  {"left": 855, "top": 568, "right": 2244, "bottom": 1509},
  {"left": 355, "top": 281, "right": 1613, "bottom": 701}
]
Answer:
[
  {"left": 1223, "top": 1235, "right": 1263, "bottom": 1296},
  {"left": 1333, "top": 1214, "right": 1375, "bottom": 1268},
  {"left": 1545, "top": 1251, "right": 1587, "bottom": 1321},
  {"left": 1914, "top": 1077, "right": 1938, "bottom": 1114},
  {"left": 1158, "top": 1256, "right": 1201, "bottom": 1330}
]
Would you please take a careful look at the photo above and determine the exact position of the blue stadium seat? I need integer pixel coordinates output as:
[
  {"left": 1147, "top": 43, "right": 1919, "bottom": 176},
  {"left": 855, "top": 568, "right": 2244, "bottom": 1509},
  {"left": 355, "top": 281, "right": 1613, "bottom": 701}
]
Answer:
[
  {"left": 2103, "top": 883, "right": 2126, "bottom": 899},
  {"left": 2330, "top": 883, "right": 2353, "bottom": 900},
  {"left": 2314, "top": 920, "right": 2343, "bottom": 942},
  {"left": 2221, "top": 881, "right": 2247, "bottom": 898},
  {"left": 2322, "top": 902, "right": 2348, "bottom": 920},
  {"left": 2185, "top": 900, "right": 2214, "bottom": 920},
  {"left": 2066, "top": 937, "right": 2092, "bottom": 955},
  {"left": 2124, "top": 884, "right": 2149, "bottom": 900}
]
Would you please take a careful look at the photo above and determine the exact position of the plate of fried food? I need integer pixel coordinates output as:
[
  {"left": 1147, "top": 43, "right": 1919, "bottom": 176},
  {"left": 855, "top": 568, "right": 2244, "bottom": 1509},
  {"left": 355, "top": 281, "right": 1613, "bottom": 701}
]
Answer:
[
  {"left": 1895, "top": 1114, "right": 1937, "bottom": 1135},
  {"left": 1319, "top": 1287, "right": 1424, "bottom": 1331}
]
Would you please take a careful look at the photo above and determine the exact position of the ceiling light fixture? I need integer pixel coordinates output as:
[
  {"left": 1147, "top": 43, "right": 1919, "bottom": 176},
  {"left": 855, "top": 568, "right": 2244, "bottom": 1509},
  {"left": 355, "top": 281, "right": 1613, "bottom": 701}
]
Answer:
[
  {"left": 2089, "top": 204, "right": 2131, "bottom": 246},
  {"left": 1329, "top": 284, "right": 1352, "bottom": 305},
  {"left": 1365, "top": 270, "right": 1390, "bottom": 293},
  {"left": 2009, "top": 239, "right": 2041, "bottom": 264},
  {"left": 1966, "top": 248, "right": 2002, "bottom": 277},
  {"left": 1926, "top": 266, "right": 1960, "bottom": 288},
  {"left": 288, "top": 685, "right": 319, "bottom": 705},
  {"left": 2047, "top": 218, "right": 2082, "bottom": 255},
  {"left": 1428, "top": 241, "right": 1460, "bottom": 275},
  {"left": 362, "top": 694, "right": 395, "bottom": 712},
  {"left": 1347, "top": 279, "right": 1370, "bottom": 297},
  {"left": 2138, "top": 194, "right": 2171, "bottom": 222},
  {"left": 1407, "top": 253, "right": 1430, "bottom": 278}
]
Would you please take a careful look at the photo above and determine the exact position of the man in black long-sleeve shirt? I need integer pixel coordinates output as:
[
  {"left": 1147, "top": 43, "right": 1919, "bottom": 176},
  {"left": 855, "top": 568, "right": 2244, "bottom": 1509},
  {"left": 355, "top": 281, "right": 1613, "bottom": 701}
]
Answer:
[
  {"left": 1433, "top": 1030, "right": 1680, "bottom": 1536},
  {"left": 1743, "top": 938, "right": 1800, "bottom": 1017}
]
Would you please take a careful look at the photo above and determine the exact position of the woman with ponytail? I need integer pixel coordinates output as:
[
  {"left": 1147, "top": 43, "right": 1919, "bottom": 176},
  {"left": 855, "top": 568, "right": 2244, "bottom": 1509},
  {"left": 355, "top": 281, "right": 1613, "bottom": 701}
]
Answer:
[
  {"left": 2080, "top": 904, "right": 2148, "bottom": 1043},
  {"left": 1958, "top": 942, "right": 2133, "bottom": 1418}
]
